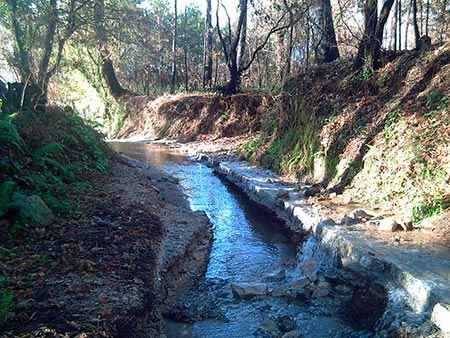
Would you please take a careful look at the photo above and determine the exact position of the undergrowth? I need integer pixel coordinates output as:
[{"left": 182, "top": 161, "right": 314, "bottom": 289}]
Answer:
[{"left": 0, "top": 101, "right": 111, "bottom": 239}]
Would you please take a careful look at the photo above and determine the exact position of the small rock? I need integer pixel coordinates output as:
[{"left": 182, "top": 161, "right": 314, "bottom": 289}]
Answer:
[
  {"left": 340, "top": 216, "right": 359, "bottom": 226},
  {"left": 277, "top": 315, "right": 296, "bottom": 333},
  {"left": 283, "top": 288, "right": 311, "bottom": 303},
  {"left": 366, "top": 220, "right": 381, "bottom": 226},
  {"left": 277, "top": 189, "right": 290, "bottom": 199},
  {"left": 431, "top": 303, "right": 450, "bottom": 333},
  {"left": 378, "top": 218, "right": 400, "bottom": 231},
  {"left": 96, "top": 218, "right": 110, "bottom": 227},
  {"left": 312, "top": 282, "right": 331, "bottom": 299},
  {"left": 304, "top": 186, "right": 320, "bottom": 198},
  {"left": 271, "top": 279, "right": 309, "bottom": 297},
  {"left": 231, "top": 282, "right": 268, "bottom": 300},
  {"left": 348, "top": 208, "right": 376, "bottom": 220},
  {"left": 254, "top": 320, "right": 280, "bottom": 338},
  {"left": 282, "top": 330, "right": 303, "bottom": 338}
]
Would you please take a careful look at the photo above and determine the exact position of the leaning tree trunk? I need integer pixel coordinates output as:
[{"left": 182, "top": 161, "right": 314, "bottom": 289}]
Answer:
[{"left": 94, "top": 0, "right": 131, "bottom": 102}]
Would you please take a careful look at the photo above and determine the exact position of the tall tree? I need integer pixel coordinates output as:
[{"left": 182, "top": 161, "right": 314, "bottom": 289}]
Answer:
[
  {"left": 171, "top": 0, "right": 178, "bottom": 92},
  {"left": 311, "top": 0, "right": 340, "bottom": 64},
  {"left": 412, "top": 0, "right": 421, "bottom": 47},
  {"left": 354, "top": 0, "right": 395, "bottom": 73},
  {"left": 398, "top": 0, "right": 402, "bottom": 50},
  {"left": 203, "top": 0, "right": 213, "bottom": 89}
]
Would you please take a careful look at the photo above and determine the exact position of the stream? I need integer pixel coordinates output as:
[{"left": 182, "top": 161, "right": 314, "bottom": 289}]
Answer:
[{"left": 111, "top": 142, "right": 372, "bottom": 338}]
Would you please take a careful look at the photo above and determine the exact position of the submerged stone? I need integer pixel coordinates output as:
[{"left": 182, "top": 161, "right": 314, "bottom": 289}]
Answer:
[{"left": 277, "top": 315, "right": 296, "bottom": 333}]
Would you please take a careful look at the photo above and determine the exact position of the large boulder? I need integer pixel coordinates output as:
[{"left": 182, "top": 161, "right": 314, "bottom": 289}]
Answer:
[{"left": 19, "top": 195, "right": 55, "bottom": 226}]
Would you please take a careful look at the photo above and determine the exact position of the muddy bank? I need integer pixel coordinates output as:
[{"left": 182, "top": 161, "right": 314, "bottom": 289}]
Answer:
[{"left": 194, "top": 152, "right": 450, "bottom": 337}]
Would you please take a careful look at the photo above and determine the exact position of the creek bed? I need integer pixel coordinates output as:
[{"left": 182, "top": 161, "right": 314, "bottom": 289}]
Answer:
[{"left": 111, "top": 142, "right": 373, "bottom": 338}]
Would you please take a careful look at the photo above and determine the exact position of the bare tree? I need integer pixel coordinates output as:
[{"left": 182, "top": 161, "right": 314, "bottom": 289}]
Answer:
[{"left": 216, "top": 0, "right": 294, "bottom": 94}]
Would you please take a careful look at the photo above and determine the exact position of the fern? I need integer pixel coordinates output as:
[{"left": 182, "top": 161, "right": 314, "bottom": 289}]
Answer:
[
  {"left": 0, "top": 181, "right": 27, "bottom": 219},
  {"left": 0, "top": 113, "right": 25, "bottom": 152},
  {"left": 0, "top": 181, "right": 16, "bottom": 207},
  {"left": 34, "top": 142, "right": 66, "bottom": 159},
  {"left": 34, "top": 142, "right": 65, "bottom": 170}
]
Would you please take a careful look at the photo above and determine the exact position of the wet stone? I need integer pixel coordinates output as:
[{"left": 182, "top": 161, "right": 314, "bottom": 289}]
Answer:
[
  {"left": 265, "top": 270, "right": 286, "bottom": 283},
  {"left": 271, "top": 278, "right": 309, "bottom": 297},
  {"left": 254, "top": 320, "right": 282, "bottom": 338},
  {"left": 282, "top": 330, "right": 303, "bottom": 338},
  {"left": 277, "top": 315, "right": 296, "bottom": 333},
  {"left": 231, "top": 282, "right": 268, "bottom": 300}
]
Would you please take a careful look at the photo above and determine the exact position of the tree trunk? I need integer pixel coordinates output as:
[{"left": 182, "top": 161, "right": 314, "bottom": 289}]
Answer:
[
  {"left": 398, "top": 0, "right": 402, "bottom": 51},
  {"left": 411, "top": 0, "right": 420, "bottom": 47},
  {"left": 203, "top": 0, "right": 213, "bottom": 89},
  {"left": 354, "top": 0, "right": 395, "bottom": 72},
  {"left": 237, "top": 0, "right": 248, "bottom": 70},
  {"left": 393, "top": 0, "right": 398, "bottom": 50},
  {"left": 314, "top": 0, "right": 340, "bottom": 64},
  {"left": 354, "top": 0, "right": 378, "bottom": 72},
  {"left": 94, "top": 0, "right": 131, "bottom": 101},
  {"left": 171, "top": 0, "right": 178, "bottom": 92}
]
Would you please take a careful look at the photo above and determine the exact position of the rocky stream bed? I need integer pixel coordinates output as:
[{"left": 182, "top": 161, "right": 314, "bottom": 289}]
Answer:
[{"left": 113, "top": 141, "right": 450, "bottom": 338}]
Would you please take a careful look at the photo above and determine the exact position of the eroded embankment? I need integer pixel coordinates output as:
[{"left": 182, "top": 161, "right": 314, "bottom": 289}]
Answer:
[{"left": 196, "top": 153, "right": 450, "bottom": 337}]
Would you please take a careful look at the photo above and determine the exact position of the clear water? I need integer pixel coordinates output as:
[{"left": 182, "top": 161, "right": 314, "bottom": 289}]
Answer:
[{"left": 111, "top": 142, "right": 369, "bottom": 338}]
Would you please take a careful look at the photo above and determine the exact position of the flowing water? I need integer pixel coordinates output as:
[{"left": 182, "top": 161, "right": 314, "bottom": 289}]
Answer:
[{"left": 111, "top": 142, "right": 371, "bottom": 338}]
